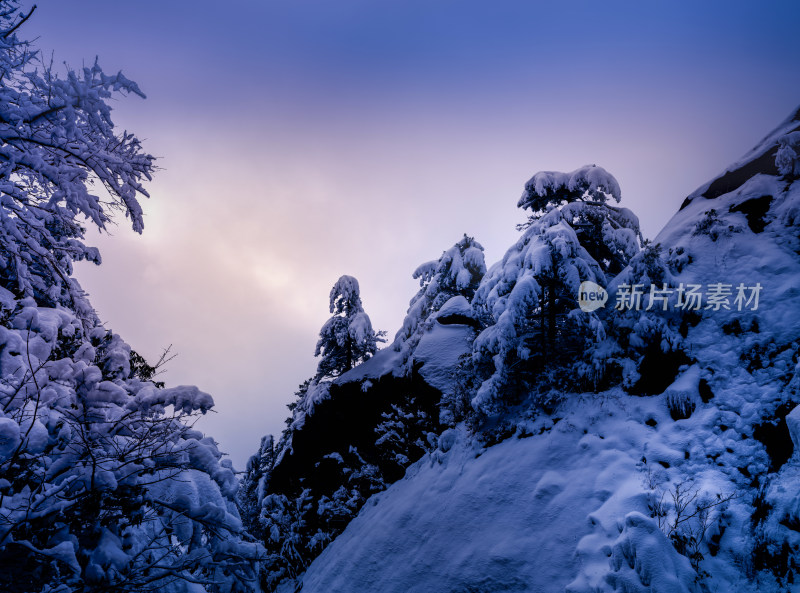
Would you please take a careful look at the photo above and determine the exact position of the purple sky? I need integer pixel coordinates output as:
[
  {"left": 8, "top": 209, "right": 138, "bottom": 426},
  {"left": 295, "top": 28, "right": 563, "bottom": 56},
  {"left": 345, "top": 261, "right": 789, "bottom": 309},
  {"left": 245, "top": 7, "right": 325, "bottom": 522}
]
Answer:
[{"left": 28, "top": 0, "right": 800, "bottom": 468}]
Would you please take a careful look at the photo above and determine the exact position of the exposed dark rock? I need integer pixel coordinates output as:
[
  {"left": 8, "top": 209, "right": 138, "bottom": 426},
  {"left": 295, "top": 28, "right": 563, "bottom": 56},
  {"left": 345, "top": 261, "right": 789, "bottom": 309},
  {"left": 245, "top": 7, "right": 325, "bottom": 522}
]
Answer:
[
  {"left": 269, "top": 368, "right": 442, "bottom": 496},
  {"left": 698, "top": 378, "right": 714, "bottom": 403},
  {"left": 629, "top": 343, "right": 692, "bottom": 396},
  {"left": 753, "top": 402, "right": 795, "bottom": 472},
  {"left": 436, "top": 313, "right": 482, "bottom": 330},
  {"left": 702, "top": 147, "right": 780, "bottom": 200},
  {"left": 729, "top": 195, "right": 773, "bottom": 233}
]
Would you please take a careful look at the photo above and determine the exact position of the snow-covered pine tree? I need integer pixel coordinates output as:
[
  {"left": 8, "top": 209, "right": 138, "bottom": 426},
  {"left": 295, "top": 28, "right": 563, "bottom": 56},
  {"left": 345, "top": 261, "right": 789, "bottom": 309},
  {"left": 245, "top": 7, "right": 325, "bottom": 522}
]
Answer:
[
  {"left": 374, "top": 393, "right": 436, "bottom": 470},
  {"left": 256, "top": 488, "right": 316, "bottom": 589},
  {"left": 315, "top": 275, "right": 385, "bottom": 379},
  {"left": 518, "top": 165, "right": 642, "bottom": 276},
  {"left": 579, "top": 240, "right": 689, "bottom": 395},
  {"left": 238, "top": 434, "right": 277, "bottom": 540},
  {"left": 471, "top": 166, "right": 642, "bottom": 413},
  {"left": 271, "top": 278, "right": 385, "bottom": 450},
  {"left": 311, "top": 450, "right": 385, "bottom": 547},
  {"left": 393, "top": 235, "right": 486, "bottom": 367},
  {"left": 0, "top": 4, "right": 263, "bottom": 590}
]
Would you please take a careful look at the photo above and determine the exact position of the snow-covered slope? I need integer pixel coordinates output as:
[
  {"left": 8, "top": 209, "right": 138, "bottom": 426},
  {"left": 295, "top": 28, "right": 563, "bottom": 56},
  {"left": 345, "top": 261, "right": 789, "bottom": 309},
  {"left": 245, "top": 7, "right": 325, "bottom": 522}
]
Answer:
[
  {"left": 276, "top": 107, "right": 800, "bottom": 592},
  {"left": 281, "top": 399, "right": 703, "bottom": 593}
]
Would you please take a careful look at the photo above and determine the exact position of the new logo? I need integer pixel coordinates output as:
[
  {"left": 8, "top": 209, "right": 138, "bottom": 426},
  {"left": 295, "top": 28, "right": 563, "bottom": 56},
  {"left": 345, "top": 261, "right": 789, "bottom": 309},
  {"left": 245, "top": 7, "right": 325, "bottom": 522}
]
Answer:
[{"left": 578, "top": 281, "right": 608, "bottom": 312}]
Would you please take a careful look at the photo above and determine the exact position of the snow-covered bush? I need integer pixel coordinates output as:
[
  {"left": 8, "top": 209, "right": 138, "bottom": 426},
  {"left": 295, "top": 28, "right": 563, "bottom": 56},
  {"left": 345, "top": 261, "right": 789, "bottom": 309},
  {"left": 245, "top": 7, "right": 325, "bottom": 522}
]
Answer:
[
  {"left": 691, "top": 208, "right": 742, "bottom": 241},
  {"left": 607, "top": 512, "right": 699, "bottom": 593},
  {"left": 644, "top": 477, "right": 736, "bottom": 574},
  {"left": 374, "top": 394, "right": 436, "bottom": 469},
  {"left": 663, "top": 366, "right": 701, "bottom": 421}
]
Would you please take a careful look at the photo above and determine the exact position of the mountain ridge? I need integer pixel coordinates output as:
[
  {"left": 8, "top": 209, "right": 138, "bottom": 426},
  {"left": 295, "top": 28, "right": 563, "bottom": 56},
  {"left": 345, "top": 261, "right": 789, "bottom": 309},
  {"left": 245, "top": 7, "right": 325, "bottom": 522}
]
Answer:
[{"left": 249, "top": 105, "right": 800, "bottom": 593}]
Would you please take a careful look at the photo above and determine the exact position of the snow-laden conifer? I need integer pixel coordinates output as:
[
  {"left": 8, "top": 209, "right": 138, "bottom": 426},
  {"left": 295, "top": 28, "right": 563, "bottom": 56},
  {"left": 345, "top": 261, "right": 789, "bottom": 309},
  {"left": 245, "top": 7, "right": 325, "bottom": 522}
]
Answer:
[
  {"left": 238, "top": 434, "right": 277, "bottom": 541},
  {"left": 518, "top": 165, "right": 641, "bottom": 276},
  {"left": 393, "top": 235, "right": 486, "bottom": 367},
  {"left": 471, "top": 166, "right": 642, "bottom": 412},
  {"left": 315, "top": 275, "right": 385, "bottom": 379}
]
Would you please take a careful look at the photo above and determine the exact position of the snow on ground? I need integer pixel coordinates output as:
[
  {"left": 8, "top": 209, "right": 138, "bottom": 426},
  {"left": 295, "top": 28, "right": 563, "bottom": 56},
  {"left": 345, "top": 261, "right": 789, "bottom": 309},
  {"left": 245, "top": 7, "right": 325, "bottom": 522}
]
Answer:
[
  {"left": 338, "top": 343, "right": 404, "bottom": 384},
  {"left": 278, "top": 390, "right": 742, "bottom": 593}
]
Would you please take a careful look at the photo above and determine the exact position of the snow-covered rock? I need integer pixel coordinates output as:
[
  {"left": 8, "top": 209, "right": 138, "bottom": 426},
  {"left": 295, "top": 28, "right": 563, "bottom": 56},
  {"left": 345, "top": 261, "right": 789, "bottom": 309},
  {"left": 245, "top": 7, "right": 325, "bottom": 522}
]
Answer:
[{"left": 786, "top": 405, "right": 800, "bottom": 453}]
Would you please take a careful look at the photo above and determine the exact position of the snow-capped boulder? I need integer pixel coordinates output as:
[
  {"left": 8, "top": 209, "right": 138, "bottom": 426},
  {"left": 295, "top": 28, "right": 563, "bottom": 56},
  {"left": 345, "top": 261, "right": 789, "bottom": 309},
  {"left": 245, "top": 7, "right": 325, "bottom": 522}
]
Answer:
[{"left": 785, "top": 405, "right": 800, "bottom": 453}]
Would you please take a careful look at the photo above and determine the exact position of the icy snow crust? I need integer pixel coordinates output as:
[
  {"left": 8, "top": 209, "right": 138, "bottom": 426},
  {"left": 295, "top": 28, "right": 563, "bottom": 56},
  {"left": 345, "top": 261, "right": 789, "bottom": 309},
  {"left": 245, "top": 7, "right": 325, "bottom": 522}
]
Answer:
[{"left": 280, "top": 110, "right": 800, "bottom": 592}]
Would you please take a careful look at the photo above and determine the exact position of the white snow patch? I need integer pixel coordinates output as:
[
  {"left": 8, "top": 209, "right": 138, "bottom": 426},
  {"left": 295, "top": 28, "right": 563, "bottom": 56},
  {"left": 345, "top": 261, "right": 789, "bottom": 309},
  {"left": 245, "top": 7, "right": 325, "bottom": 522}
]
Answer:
[{"left": 413, "top": 323, "right": 474, "bottom": 394}]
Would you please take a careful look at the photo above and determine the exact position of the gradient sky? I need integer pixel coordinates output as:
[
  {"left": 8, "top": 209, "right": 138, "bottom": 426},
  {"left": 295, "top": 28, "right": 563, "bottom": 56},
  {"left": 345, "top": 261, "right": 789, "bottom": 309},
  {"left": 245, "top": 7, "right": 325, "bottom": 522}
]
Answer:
[{"left": 27, "top": 0, "right": 800, "bottom": 468}]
